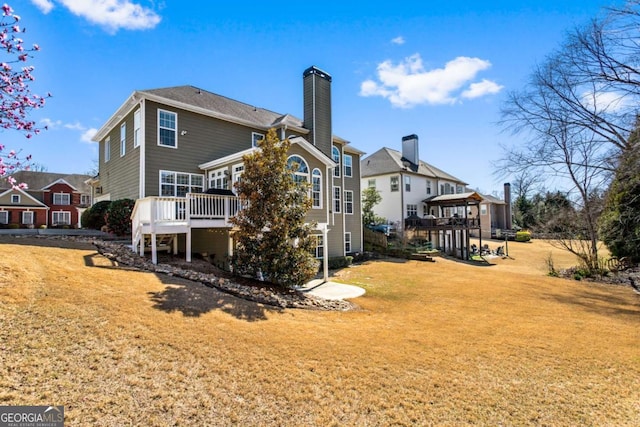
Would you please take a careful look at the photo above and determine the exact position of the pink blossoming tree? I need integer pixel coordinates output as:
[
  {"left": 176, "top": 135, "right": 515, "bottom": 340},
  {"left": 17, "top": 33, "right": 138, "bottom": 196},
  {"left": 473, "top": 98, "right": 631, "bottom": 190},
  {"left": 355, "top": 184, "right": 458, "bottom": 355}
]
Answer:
[{"left": 0, "top": 3, "right": 49, "bottom": 189}]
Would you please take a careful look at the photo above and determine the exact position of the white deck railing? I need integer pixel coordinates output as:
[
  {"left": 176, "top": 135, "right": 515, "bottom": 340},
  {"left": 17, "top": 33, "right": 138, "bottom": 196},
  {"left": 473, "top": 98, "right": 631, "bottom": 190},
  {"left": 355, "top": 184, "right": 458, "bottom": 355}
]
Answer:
[{"left": 131, "top": 193, "right": 242, "bottom": 232}]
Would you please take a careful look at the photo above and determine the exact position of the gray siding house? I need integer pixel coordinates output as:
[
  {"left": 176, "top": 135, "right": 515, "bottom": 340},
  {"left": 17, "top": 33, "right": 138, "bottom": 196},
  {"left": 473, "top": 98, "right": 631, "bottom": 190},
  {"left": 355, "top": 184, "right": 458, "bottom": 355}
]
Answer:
[{"left": 91, "top": 66, "right": 363, "bottom": 277}]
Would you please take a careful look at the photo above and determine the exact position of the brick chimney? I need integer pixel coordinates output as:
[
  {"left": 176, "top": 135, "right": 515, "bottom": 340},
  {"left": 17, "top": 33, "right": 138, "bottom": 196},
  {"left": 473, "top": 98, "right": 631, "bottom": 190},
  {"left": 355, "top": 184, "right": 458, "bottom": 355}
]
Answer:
[{"left": 303, "top": 66, "right": 332, "bottom": 158}]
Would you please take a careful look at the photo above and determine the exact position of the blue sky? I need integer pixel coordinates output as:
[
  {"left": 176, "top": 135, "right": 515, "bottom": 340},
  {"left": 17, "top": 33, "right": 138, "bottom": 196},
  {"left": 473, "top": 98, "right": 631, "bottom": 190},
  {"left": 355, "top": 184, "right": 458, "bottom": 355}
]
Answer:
[{"left": 6, "top": 0, "right": 615, "bottom": 195}]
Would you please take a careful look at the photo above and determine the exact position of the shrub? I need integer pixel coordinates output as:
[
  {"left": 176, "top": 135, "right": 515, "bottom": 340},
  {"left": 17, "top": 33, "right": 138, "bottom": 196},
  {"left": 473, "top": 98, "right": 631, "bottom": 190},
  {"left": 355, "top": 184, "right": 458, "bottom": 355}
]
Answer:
[
  {"left": 515, "top": 230, "right": 532, "bottom": 242},
  {"left": 105, "top": 199, "right": 135, "bottom": 236},
  {"left": 328, "top": 256, "right": 353, "bottom": 270},
  {"left": 81, "top": 200, "right": 111, "bottom": 230},
  {"left": 8, "top": 223, "right": 19, "bottom": 229}
]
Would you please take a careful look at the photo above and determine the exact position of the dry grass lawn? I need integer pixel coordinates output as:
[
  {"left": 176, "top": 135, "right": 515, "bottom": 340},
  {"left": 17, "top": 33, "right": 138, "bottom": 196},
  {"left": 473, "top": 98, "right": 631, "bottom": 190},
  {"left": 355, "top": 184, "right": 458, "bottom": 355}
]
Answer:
[{"left": 1, "top": 236, "right": 639, "bottom": 426}]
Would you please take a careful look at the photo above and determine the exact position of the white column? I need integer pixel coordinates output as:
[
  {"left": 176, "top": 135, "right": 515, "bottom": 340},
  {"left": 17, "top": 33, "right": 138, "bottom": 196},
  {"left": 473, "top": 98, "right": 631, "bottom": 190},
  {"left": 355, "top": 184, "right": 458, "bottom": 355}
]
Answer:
[{"left": 186, "top": 228, "right": 192, "bottom": 262}]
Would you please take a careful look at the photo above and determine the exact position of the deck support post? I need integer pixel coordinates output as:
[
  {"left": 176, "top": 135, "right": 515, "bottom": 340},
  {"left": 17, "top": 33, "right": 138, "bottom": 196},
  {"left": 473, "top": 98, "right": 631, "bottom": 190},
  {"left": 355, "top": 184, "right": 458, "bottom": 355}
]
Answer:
[{"left": 186, "top": 228, "right": 192, "bottom": 262}]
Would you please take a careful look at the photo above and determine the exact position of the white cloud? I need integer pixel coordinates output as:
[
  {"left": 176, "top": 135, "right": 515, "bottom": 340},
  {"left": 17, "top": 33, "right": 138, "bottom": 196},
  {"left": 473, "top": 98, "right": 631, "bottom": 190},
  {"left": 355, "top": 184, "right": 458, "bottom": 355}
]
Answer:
[
  {"left": 391, "top": 36, "right": 405, "bottom": 45},
  {"left": 57, "top": 0, "right": 161, "bottom": 32},
  {"left": 40, "top": 118, "right": 97, "bottom": 143},
  {"left": 359, "top": 54, "right": 503, "bottom": 108},
  {"left": 64, "top": 121, "right": 85, "bottom": 130},
  {"left": 81, "top": 128, "right": 98, "bottom": 143},
  {"left": 582, "top": 89, "right": 630, "bottom": 113},
  {"left": 40, "top": 118, "right": 62, "bottom": 129},
  {"left": 30, "top": 0, "right": 54, "bottom": 14},
  {"left": 462, "top": 79, "right": 504, "bottom": 99}
]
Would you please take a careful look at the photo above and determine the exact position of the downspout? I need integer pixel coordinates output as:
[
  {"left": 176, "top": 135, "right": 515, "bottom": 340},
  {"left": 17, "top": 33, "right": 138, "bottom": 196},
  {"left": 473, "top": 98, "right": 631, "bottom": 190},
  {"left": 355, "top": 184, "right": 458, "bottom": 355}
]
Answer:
[
  {"left": 139, "top": 98, "right": 146, "bottom": 198},
  {"left": 400, "top": 172, "right": 404, "bottom": 232},
  {"left": 341, "top": 149, "right": 346, "bottom": 256}
]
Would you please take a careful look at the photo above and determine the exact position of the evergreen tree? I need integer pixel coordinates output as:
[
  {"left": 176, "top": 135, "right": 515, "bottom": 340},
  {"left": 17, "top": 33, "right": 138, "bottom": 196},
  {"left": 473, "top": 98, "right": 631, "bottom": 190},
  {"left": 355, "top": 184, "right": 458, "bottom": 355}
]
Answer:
[
  {"left": 231, "top": 128, "right": 319, "bottom": 288},
  {"left": 600, "top": 130, "right": 640, "bottom": 263}
]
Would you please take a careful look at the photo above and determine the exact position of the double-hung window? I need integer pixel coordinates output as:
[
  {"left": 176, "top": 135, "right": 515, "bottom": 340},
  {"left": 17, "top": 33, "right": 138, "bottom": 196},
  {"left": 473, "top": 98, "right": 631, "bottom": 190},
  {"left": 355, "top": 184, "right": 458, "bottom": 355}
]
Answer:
[
  {"left": 11, "top": 195, "right": 20, "bottom": 204},
  {"left": 390, "top": 176, "right": 399, "bottom": 192},
  {"left": 22, "top": 211, "right": 34, "bottom": 225},
  {"left": 252, "top": 132, "right": 265, "bottom": 147},
  {"left": 158, "top": 110, "right": 177, "bottom": 148},
  {"left": 345, "top": 232, "right": 352, "bottom": 253},
  {"left": 133, "top": 109, "right": 141, "bottom": 148},
  {"left": 313, "top": 235, "right": 324, "bottom": 259},
  {"left": 120, "top": 122, "right": 126, "bottom": 157},
  {"left": 343, "top": 154, "right": 352, "bottom": 177},
  {"left": 0, "top": 211, "right": 7, "bottom": 224},
  {"left": 104, "top": 137, "right": 111, "bottom": 162},
  {"left": 407, "top": 204, "right": 418, "bottom": 217},
  {"left": 333, "top": 186, "right": 341, "bottom": 213},
  {"left": 52, "top": 211, "right": 70, "bottom": 225},
  {"left": 53, "top": 193, "right": 70, "bottom": 205},
  {"left": 344, "top": 190, "right": 353, "bottom": 214},
  {"left": 405, "top": 176, "right": 411, "bottom": 192}
]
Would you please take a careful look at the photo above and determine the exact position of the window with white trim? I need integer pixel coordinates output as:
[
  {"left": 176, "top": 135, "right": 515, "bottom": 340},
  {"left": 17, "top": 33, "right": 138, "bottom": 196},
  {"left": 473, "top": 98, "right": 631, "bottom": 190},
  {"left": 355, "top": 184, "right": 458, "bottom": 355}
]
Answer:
[
  {"left": 252, "top": 132, "right": 265, "bottom": 147},
  {"left": 313, "top": 234, "right": 324, "bottom": 259},
  {"left": 0, "top": 211, "right": 7, "bottom": 224},
  {"left": 368, "top": 179, "right": 376, "bottom": 188},
  {"left": 333, "top": 186, "right": 341, "bottom": 213},
  {"left": 480, "top": 204, "right": 487, "bottom": 215},
  {"left": 404, "top": 175, "right": 411, "bottom": 192},
  {"left": 390, "top": 176, "right": 399, "bottom": 192},
  {"left": 287, "top": 155, "right": 309, "bottom": 184},
  {"left": 81, "top": 194, "right": 91, "bottom": 205},
  {"left": 344, "top": 190, "right": 353, "bottom": 214},
  {"left": 426, "top": 180, "right": 432, "bottom": 195},
  {"left": 312, "top": 168, "right": 322, "bottom": 209},
  {"left": 232, "top": 163, "right": 244, "bottom": 184},
  {"left": 343, "top": 154, "right": 352, "bottom": 177},
  {"left": 457, "top": 185, "right": 464, "bottom": 194},
  {"left": 104, "top": 137, "right": 111, "bottom": 162},
  {"left": 52, "top": 211, "right": 70, "bottom": 225},
  {"left": 407, "top": 204, "right": 418, "bottom": 217},
  {"left": 209, "top": 168, "right": 229, "bottom": 190},
  {"left": 120, "top": 122, "right": 126, "bottom": 157},
  {"left": 133, "top": 109, "right": 141, "bottom": 148},
  {"left": 160, "top": 170, "right": 204, "bottom": 197},
  {"left": 158, "top": 109, "right": 177, "bottom": 147},
  {"left": 11, "top": 194, "right": 20, "bottom": 204},
  {"left": 332, "top": 146, "right": 340, "bottom": 177},
  {"left": 53, "top": 193, "right": 71, "bottom": 205},
  {"left": 22, "top": 211, "right": 34, "bottom": 225},
  {"left": 345, "top": 232, "right": 351, "bottom": 253}
]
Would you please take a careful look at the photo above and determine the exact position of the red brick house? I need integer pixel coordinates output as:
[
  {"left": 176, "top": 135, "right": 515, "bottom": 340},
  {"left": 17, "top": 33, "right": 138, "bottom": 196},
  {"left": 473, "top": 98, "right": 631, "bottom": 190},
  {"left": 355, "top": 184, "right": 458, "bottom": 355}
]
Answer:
[{"left": 0, "top": 172, "right": 92, "bottom": 228}]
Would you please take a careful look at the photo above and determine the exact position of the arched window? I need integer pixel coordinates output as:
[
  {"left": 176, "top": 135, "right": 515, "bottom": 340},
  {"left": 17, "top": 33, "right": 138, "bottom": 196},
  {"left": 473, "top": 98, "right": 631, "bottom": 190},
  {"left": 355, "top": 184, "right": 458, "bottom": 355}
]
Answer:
[
  {"left": 312, "top": 168, "right": 322, "bottom": 208},
  {"left": 332, "top": 146, "right": 340, "bottom": 177},
  {"left": 287, "top": 155, "right": 309, "bottom": 184}
]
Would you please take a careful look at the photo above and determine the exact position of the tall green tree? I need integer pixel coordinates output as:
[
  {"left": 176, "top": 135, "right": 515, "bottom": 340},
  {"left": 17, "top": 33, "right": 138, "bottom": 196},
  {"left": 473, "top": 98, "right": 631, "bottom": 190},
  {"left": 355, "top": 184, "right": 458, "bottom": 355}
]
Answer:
[
  {"left": 600, "top": 127, "right": 640, "bottom": 263},
  {"left": 231, "top": 128, "right": 319, "bottom": 288},
  {"left": 362, "top": 186, "right": 383, "bottom": 225}
]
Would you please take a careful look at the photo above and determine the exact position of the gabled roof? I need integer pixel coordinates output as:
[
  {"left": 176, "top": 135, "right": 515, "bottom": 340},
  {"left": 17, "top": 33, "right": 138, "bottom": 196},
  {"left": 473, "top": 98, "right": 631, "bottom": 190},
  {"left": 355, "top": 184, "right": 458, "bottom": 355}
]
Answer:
[
  {"left": 42, "top": 178, "right": 79, "bottom": 192},
  {"left": 361, "top": 147, "right": 467, "bottom": 185},
  {"left": 6, "top": 171, "right": 92, "bottom": 192},
  {"left": 92, "top": 85, "right": 361, "bottom": 155},
  {"left": 0, "top": 187, "right": 48, "bottom": 208}
]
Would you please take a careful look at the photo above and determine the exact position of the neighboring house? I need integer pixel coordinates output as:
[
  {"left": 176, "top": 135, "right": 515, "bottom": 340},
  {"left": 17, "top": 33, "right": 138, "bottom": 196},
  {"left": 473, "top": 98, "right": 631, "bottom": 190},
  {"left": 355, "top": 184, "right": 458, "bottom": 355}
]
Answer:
[
  {"left": 0, "top": 171, "right": 93, "bottom": 228},
  {"left": 91, "top": 66, "right": 364, "bottom": 278},
  {"left": 477, "top": 184, "right": 512, "bottom": 239},
  {"left": 361, "top": 134, "right": 483, "bottom": 259},
  {"left": 361, "top": 134, "right": 470, "bottom": 228}
]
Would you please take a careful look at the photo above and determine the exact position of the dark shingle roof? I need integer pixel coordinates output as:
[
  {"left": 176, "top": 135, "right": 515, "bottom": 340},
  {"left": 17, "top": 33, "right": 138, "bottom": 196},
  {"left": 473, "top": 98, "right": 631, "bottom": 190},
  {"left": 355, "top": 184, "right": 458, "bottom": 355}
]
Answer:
[
  {"left": 140, "top": 85, "right": 304, "bottom": 129},
  {"left": 7, "top": 171, "right": 92, "bottom": 192},
  {"left": 361, "top": 147, "right": 466, "bottom": 184}
]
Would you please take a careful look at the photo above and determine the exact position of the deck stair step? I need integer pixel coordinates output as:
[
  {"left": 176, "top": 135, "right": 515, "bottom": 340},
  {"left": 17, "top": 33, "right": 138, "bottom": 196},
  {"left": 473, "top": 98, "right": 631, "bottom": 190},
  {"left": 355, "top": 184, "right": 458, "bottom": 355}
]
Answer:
[{"left": 143, "top": 234, "right": 174, "bottom": 253}]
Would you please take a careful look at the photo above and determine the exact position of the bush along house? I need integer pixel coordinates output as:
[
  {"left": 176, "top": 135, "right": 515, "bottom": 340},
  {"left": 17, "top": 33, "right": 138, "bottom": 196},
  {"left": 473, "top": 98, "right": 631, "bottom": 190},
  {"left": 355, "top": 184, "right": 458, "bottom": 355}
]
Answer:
[
  {"left": 0, "top": 171, "right": 93, "bottom": 229},
  {"left": 91, "top": 66, "right": 364, "bottom": 279}
]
